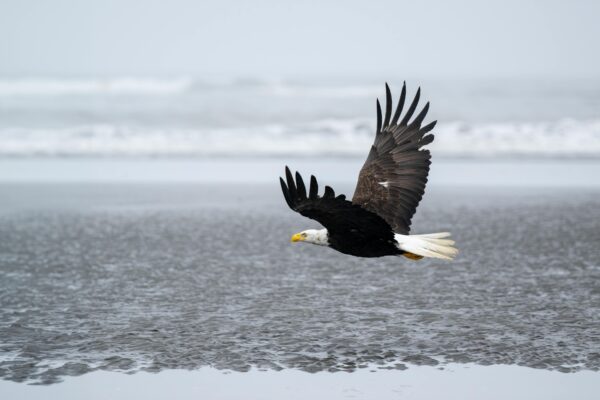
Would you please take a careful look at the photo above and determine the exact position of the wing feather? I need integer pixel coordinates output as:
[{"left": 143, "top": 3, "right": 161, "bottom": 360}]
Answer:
[
  {"left": 324, "top": 185, "right": 335, "bottom": 199},
  {"left": 375, "top": 100, "right": 382, "bottom": 136},
  {"left": 408, "top": 102, "right": 430, "bottom": 129},
  {"left": 285, "top": 167, "right": 297, "bottom": 199},
  {"left": 280, "top": 167, "right": 394, "bottom": 239},
  {"left": 383, "top": 83, "right": 393, "bottom": 129},
  {"left": 390, "top": 81, "right": 406, "bottom": 126},
  {"left": 280, "top": 178, "right": 293, "bottom": 208},
  {"left": 309, "top": 175, "right": 318, "bottom": 199},
  {"left": 352, "top": 84, "right": 435, "bottom": 234},
  {"left": 399, "top": 87, "right": 421, "bottom": 126},
  {"left": 295, "top": 171, "right": 307, "bottom": 199}
]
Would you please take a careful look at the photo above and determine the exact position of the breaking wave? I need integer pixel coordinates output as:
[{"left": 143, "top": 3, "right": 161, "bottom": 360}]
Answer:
[
  {"left": 0, "top": 78, "right": 195, "bottom": 96},
  {"left": 0, "top": 77, "right": 384, "bottom": 97},
  {"left": 0, "top": 119, "right": 598, "bottom": 158}
]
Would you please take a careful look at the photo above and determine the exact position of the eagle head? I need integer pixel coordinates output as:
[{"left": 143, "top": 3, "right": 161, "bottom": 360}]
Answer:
[{"left": 291, "top": 229, "right": 328, "bottom": 246}]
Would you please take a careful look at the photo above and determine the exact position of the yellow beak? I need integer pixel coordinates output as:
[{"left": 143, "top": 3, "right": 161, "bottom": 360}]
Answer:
[{"left": 291, "top": 233, "right": 303, "bottom": 243}]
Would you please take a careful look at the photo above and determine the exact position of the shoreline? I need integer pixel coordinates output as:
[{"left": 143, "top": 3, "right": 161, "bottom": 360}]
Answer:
[
  {"left": 1, "top": 157, "right": 600, "bottom": 187},
  {"left": 1, "top": 364, "right": 598, "bottom": 400}
]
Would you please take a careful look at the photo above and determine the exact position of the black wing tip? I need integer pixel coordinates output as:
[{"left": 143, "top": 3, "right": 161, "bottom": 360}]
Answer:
[
  {"left": 295, "top": 171, "right": 307, "bottom": 198},
  {"left": 310, "top": 174, "right": 318, "bottom": 189},
  {"left": 409, "top": 102, "right": 430, "bottom": 128},
  {"left": 284, "top": 166, "right": 297, "bottom": 196},
  {"left": 391, "top": 81, "right": 408, "bottom": 126},
  {"left": 413, "top": 87, "right": 422, "bottom": 103},
  {"left": 420, "top": 133, "right": 435, "bottom": 146},
  {"left": 279, "top": 176, "right": 288, "bottom": 193},
  {"left": 309, "top": 175, "right": 318, "bottom": 199},
  {"left": 413, "top": 87, "right": 421, "bottom": 101},
  {"left": 279, "top": 177, "right": 294, "bottom": 208},
  {"left": 383, "top": 83, "right": 392, "bottom": 128},
  {"left": 399, "top": 86, "right": 422, "bottom": 126},
  {"left": 285, "top": 166, "right": 294, "bottom": 179},
  {"left": 324, "top": 185, "right": 335, "bottom": 198},
  {"left": 376, "top": 99, "right": 382, "bottom": 134},
  {"left": 376, "top": 81, "right": 434, "bottom": 135}
]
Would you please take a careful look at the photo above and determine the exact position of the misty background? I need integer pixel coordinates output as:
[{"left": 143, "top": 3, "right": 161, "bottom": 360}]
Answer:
[
  {"left": 2, "top": 0, "right": 600, "bottom": 79},
  {"left": 0, "top": 0, "right": 599, "bottom": 171}
]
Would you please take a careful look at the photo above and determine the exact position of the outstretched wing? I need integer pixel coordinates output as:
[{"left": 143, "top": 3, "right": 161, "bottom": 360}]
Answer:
[
  {"left": 352, "top": 83, "right": 435, "bottom": 235},
  {"left": 280, "top": 166, "right": 393, "bottom": 239}
]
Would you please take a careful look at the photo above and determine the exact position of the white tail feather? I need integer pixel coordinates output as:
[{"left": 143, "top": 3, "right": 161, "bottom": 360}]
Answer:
[
  {"left": 395, "top": 232, "right": 458, "bottom": 261},
  {"left": 411, "top": 232, "right": 451, "bottom": 239}
]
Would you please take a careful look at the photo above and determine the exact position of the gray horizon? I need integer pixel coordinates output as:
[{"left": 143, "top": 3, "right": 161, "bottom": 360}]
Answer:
[{"left": 1, "top": 0, "right": 599, "bottom": 79}]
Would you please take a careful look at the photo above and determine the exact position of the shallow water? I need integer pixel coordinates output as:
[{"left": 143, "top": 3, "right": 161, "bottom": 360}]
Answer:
[
  {"left": 2, "top": 364, "right": 600, "bottom": 400},
  {"left": 0, "top": 183, "right": 599, "bottom": 384}
]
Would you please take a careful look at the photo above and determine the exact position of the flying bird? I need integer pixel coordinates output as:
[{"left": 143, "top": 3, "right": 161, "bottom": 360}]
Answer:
[{"left": 279, "top": 83, "right": 457, "bottom": 260}]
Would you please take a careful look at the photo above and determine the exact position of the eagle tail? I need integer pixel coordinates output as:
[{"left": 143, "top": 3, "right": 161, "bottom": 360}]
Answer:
[{"left": 395, "top": 232, "right": 458, "bottom": 261}]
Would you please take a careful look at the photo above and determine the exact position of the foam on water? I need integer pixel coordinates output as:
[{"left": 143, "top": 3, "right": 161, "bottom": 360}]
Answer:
[
  {"left": 0, "top": 119, "right": 599, "bottom": 157},
  {"left": 0, "top": 78, "right": 194, "bottom": 96},
  {"left": 0, "top": 78, "right": 382, "bottom": 97},
  {"left": 0, "top": 77, "right": 598, "bottom": 158}
]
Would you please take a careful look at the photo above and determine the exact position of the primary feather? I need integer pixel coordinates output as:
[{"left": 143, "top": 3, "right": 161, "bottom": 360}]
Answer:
[{"left": 352, "top": 82, "right": 435, "bottom": 235}]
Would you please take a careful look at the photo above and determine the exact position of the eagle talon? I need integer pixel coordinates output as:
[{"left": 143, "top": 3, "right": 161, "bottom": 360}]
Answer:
[{"left": 403, "top": 252, "right": 424, "bottom": 261}]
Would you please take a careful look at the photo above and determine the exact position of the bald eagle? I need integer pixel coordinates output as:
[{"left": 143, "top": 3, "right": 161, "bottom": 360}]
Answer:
[{"left": 279, "top": 83, "right": 457, "bottom": 260}]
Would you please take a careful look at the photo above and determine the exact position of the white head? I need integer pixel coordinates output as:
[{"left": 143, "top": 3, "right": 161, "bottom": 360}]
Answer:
[{"left": 290, "top": 228, "right": 329, "bottom": 246}]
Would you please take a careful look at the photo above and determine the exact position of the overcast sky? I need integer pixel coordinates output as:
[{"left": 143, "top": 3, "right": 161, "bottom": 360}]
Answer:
[{"left": 1, "top": 0, "right": 598, "bottom": 79}]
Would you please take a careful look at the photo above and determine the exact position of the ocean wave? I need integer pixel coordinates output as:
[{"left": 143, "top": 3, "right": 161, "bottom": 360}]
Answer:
[
  {"left": 0, "top": 77, "right": 386, "bottom": 97},
  {"left": 0, "top": 119, "right": 598, "bottom": 157},
  {"left": 0, "top": 78, "right": 194, "bottom": 96}
]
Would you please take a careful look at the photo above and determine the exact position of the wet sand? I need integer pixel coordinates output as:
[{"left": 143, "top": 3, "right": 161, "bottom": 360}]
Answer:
[
  {"left": 0, "top": 158, "right": 599, "bottom": 400},
  {"left": 0, "top": 171, "right": 599, "bottom": 385}
]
